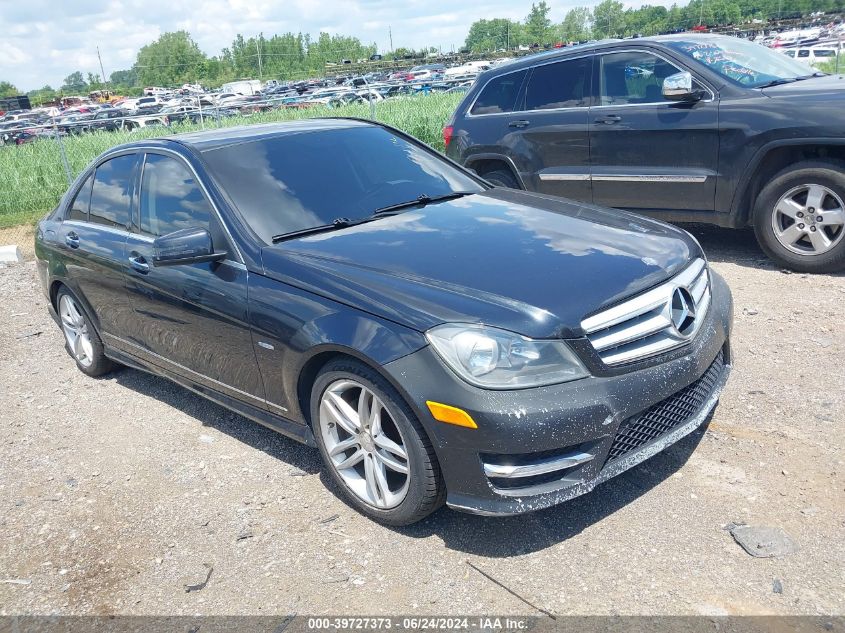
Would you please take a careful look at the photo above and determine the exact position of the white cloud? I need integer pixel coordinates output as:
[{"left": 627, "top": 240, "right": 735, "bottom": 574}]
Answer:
[{"left": 0, "top": 0, "right": 679, "bottom": 91}]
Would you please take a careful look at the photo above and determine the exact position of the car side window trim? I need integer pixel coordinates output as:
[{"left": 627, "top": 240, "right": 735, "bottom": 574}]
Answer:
[
  {"left": 465, "top": 47, "right": 715, "bottom": 118},
  {"left": 62, "top": 219, "right": 132, "bottom": 239},
  {"left": 63, "top": 150, "right": 140, "bottom": 231},
  {"left": 592, "top": 48, "right": 716, "bottom": 108},
  {"left": 465, "top": 52, "right": 596, "bottom": 118},
  {"left": 135, "top": 148, "right": 244, "bottom": 264}
]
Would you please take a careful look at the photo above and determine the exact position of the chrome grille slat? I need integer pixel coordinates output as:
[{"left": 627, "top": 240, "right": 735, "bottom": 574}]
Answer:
[
  {"left": 581, "top": 259, "right": 711, "bottom": 366},
  {"left": 589, "top": 307, "right": 671, "bottom": 352}
]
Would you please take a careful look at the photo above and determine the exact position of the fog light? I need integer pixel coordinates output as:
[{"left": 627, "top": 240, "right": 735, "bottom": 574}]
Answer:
[{"left": 426, "top": 401, "right": 477, "bottom": 429}]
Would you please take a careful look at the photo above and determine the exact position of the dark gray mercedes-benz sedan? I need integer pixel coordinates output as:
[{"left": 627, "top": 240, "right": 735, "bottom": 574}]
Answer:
[{"left": 35, "top": 119, "right": 733, "bottom": 524}]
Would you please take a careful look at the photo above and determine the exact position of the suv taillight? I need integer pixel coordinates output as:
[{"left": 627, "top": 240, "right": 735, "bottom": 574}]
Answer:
[{"left": 443, "top": 125, "right": 453, "bottom": 148}]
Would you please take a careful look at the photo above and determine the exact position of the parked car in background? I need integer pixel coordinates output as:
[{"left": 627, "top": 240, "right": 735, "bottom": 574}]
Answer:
[
  {"left": 445, "top": 34, "right": 845, "bottom": 272},
  {"left": 780, "top": 46, "right": 838, "bottom": 66},
  {"left": 445, "top": 61, "right": 491, "bottom": 78},
  {"left": 35, "top": 119, "right": 732, "bottom": 525},
  {"left": 221, "top": 79, "right": 262, "bottom": 96}
]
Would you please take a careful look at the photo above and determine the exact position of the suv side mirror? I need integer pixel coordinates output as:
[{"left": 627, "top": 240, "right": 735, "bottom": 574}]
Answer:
[
  {"left": 662, "top": 71, "right": 704, "bottom": 102},
  {"left": 152, "top": 227, "right": 227, "bottom": 267}
]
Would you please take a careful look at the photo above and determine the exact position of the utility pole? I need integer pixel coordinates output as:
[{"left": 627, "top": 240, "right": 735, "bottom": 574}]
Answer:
[
  {"left": 97, "top": 46, "right": 108, "bottom": 89},
  {"left": 389, "top": 26, "right": 393, "bottom": 52},
  {"left": 255, "top": 38, "right": 263, "bottom": 79}
]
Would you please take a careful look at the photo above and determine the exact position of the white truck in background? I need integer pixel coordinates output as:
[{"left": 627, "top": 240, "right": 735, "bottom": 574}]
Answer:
[{"left": 221, "top": 79, "right": 263, "bottom": 95}]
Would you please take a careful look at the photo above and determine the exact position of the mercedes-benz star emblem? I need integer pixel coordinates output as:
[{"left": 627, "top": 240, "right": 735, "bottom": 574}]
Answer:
[{"left": 671, "top": 287, "right": 697, "bottom": 336}]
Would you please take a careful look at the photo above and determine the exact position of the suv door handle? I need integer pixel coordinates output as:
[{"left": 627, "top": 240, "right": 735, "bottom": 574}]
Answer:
[
  {"left": 508, "top": 119, "right": 531, "bottom": 129},
  {"left": 128, "top": 254, "right": 150, "bottom": 274},
  {"left": 65, "top": 232, "right": 79, "bottom": 249},
  {"left": 594, "top": 115, "right": 622, "bottom": 124}
]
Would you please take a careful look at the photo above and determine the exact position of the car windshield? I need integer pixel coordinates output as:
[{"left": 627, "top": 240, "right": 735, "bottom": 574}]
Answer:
[
  {"left": 667, "top": 37, "right": 819, "bottom": 87},
  {"left": 201, "top": 125, "right": 484, "bottom": 243}
]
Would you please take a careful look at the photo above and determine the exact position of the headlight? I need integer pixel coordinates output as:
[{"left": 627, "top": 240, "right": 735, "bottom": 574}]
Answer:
[{"left": 425, "top": 323, "right": 588, "bottom": 389}]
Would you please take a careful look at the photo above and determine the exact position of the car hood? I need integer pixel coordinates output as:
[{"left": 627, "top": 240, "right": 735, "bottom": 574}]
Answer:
[
  {"left": 259, "top": 189, "right": 699, "bottom": 338},
  {"left": 761, "top": 74, "right": 845, "bottom": 97}
]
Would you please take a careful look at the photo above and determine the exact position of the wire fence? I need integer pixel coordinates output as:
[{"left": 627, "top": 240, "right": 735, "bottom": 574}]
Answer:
[{"left": 0, "top": 89, "right": 465, "bottom": 258}]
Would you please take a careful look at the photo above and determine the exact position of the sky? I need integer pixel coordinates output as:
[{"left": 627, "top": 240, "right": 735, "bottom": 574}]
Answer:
[{"left": 1, "top": 0, "right": 674, "bottom": 92}]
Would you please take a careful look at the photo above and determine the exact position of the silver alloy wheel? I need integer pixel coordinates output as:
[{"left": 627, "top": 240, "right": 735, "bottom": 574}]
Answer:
[
  {"left": 59, "top": 294, "right": 94, "bottom": 368},
  {"left": 319, "top": 379, "right": 410, "bottom": 509},
  {"left": 772, "top": 183, "right": 845, "bottom": 255}
]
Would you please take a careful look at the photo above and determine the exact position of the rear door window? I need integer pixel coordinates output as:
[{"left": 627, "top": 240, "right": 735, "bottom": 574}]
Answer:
[
  {"left": 89, "top": 154, "right": 136, "bottom": 229},
  {"left": 525, "top": 57, "right": 592, "bottom": 110},
  {"left": 67, "top": 173, "right": 93, "bottom": 222},
  {"left": 470, "top": 70, "right": 528, "bottom": 115}
]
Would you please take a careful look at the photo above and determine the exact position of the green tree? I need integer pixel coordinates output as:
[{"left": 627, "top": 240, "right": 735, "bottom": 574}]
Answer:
[
  {"left": 561, "top": 7, "right": 593, "bottom": 41},
  {"left": 625, "top": 5, "right": 669, "bottom": 35},
  {"left": 0, "top": 81, "right": 19, "bottom": 97},
  {"left": 86, "top": 73, "right": 103, "bottom": 91},
  {"left": 135, "top": 31, "right": 208, "bottom": 87},
  {"left": 61, "top": 71, "right": 87, "bottom": 94},
  {"left": 525, "top": 1, "right": 553, "bottom": 45},
  {"left": 110, "top": 68, "right": 138, "bottom": 88},
  {"left": 26, "top": 85, "right": 57, "bottom": 105},
  {"left": 593, "top": 0, "right": 627, "bottom": 38},
  {"left": 465, "top": 18, "right": 522, "bottom": 52}
]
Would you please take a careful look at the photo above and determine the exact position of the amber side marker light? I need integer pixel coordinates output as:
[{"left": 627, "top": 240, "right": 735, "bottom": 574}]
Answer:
[{"left": 426, "top": 401, "right": 478, "bottom": 429}]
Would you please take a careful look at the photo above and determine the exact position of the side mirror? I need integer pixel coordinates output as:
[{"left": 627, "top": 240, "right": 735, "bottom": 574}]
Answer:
[
  {"left": 152, "top": 227, "right": 227, "bottom": 267},
  {"left": 662, "top": 71, "right": 704, "bottom": 102}
]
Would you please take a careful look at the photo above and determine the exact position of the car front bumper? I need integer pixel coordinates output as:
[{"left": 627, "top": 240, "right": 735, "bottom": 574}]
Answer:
[{"left": 382, "top": 270, "right": 733, "bottom": 516}]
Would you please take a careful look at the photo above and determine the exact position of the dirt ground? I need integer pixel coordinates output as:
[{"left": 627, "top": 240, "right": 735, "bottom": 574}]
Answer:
[
  {"left": 1, "top": 225, "right": 843, "bottom": 617},
  {"left": 0, "top": 224, "right": 35, "bottom": 260}
]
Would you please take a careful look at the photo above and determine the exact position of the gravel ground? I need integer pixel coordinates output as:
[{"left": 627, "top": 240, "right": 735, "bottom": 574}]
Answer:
[{"left": 1, "top": 225, "right": 843, "bottom": 616}]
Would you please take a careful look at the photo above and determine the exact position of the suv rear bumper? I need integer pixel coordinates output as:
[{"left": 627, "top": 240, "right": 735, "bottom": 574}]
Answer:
[{"left": 383, "top": 270, "right": 733, "bottom": 516}]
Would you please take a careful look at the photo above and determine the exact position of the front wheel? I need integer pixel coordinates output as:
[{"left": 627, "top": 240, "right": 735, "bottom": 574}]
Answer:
[
  {"left": 310, "top": 359, "right": 445, "bottom": 525},
  {"left": 753, "top": 161, "right": 845, "bottom": 273}
]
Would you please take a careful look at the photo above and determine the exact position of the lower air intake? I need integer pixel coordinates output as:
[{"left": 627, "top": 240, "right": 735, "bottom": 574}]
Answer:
[{"left": 606, "top": 349, "right": 724, "bottom": 463}]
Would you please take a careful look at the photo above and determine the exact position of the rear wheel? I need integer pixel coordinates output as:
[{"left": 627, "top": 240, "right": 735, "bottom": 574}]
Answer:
[
  {"left": 753, "top": 161, "right": 845, "bottom": 273},
  {"left": 56, "top": 288, "right": 116, "bottom": 377},
  {"left": 481, "top": 168, "right": 520, "bottom": 189},
  {"left": 310, "top": 359, "right": 445, "bottom": 525}
]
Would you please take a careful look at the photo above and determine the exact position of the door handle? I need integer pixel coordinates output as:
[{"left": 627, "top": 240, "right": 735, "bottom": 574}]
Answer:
[
  {"left": 594, "top": 114, "right": 622, "bottom": 124},
  {"left": 65, "top": 232, "right": 79, "bottom": 249},
  {"left": 508, "top": 119, "right": 531, "bottom": 129},
  {"left": 128, "top": 254, "right": 150, "bottom": 274}
]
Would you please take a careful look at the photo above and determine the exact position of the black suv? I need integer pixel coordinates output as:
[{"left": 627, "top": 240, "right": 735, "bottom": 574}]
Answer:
[{"left": 445, "top": 34, "right": 845, "bottom": 273}]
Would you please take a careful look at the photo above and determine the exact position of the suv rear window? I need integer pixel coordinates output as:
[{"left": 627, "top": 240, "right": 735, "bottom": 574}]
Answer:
[
  {"left": 525, "top": 57, "right": 591, "bottom": 110},
  {"left": 470, "top": 70, "right": 527, "bottom": 115}
]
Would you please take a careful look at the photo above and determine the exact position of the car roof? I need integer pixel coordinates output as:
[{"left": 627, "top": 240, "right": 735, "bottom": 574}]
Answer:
[
  {"left": 122, "top": 118, "right": 377, "bottom": 153},
  {"left": 481, "top": 33, "right": 739, "bottom": 74}
]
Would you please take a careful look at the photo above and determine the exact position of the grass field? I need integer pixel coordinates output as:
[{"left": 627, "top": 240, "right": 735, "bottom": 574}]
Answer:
[{"left": 0, "top": 92, "right": 463, "bottom": 229}]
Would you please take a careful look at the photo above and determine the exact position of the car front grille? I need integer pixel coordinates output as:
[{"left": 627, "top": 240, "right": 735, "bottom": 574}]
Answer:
[
  {"left": 605, "top": 349, "right": 724, "bottom": 463},
  {"left": 581, "top": 258, "right": 711, "bottom": 366}
]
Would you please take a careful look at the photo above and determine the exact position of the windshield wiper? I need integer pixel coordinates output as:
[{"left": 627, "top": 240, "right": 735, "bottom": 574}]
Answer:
[
  {"left": 373, "top": 191, "right": 477, "bottom": 215},
  {"left": 271, "top": 216, "right": 380, "bottom": 243},
  {"left": 755, "top": 77, "right": 799, "bottom": 88}
]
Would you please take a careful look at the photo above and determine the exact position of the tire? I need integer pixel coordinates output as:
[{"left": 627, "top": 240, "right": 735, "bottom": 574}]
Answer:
[
  {"left": 310, "top": 358, "right": 445, "bottom": 525},
  {"left": 481, "top": 168, "right": 520, "bottom": 189},
  {"left": 56, "top": 288, "right": 116, "bottom": 377},
  {"left": 753, "top": 160, "right": 845, "bottom": 273}
]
